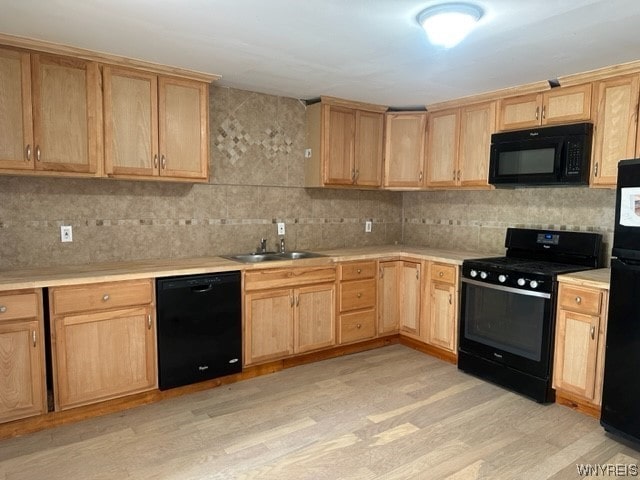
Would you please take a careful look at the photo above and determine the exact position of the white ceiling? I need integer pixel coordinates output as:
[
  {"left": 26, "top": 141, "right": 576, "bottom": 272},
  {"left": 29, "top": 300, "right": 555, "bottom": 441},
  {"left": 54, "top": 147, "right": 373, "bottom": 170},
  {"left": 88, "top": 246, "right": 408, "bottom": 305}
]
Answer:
[{"left": 2, "top": 0, "right": 640, "bottom": 108}]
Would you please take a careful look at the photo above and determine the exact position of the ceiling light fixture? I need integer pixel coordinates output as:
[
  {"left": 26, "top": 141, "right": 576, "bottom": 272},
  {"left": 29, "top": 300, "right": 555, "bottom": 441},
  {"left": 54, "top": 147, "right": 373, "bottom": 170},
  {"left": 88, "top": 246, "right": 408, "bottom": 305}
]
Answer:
[{"left": 417, "top": 3, "right": 483, "bottom": 48}]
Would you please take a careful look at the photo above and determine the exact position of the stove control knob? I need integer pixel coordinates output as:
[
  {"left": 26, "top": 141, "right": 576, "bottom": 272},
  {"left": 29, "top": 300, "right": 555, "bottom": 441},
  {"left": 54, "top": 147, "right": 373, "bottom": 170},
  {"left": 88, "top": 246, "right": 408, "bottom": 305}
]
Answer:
[
  {"left": 530, "top": 280, "right": 539, "bottom": 289},
  {"left": 470, "top": 269, "right": 478, "bottom": 278},
  {"left": 480, "top": 271, "right": 488, "bottom": 280},
  {"left": 498, "top": 274, "right": 507, "bottom": 283},
  {"left": 517, "top": 278, "right": 526, "bottom": 287}
]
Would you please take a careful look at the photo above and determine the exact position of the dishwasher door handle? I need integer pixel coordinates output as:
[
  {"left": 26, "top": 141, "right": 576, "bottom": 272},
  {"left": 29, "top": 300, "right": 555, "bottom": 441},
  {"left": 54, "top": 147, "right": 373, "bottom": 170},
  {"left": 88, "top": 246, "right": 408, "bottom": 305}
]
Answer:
[{"left": 191, "top": 284, "right": 214, "bottom": 293}]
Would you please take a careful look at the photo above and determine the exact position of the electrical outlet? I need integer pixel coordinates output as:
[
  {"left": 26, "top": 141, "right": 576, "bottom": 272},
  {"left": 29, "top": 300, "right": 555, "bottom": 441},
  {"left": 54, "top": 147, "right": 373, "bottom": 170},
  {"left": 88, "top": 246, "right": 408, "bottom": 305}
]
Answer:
[
  {"left": 365, "top": 220, "right": 372, "bottom": 233},
  {"left": 60, "top": 225, "right": 73, "bottom": 242},
  {"left": 277, "top": 222, "right": 285, "bottom": 235},
  {"left": 304, "top": 148, "right": 312, "bottom": 158}
]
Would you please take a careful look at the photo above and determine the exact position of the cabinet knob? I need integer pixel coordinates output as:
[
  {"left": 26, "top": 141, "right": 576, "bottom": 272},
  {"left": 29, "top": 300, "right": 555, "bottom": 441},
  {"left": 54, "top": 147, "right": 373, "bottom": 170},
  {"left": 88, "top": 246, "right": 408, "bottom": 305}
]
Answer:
[
  {"left": 575, "top": 296, "right": 582, "bottom": 304},
  {"left": 25, "top": 144, "right": 32, "bottom": 162},
  {"left": 357, "top": 268, "right": 361, "bottom": 274},
  {"left": 419, "top": 171, "right": 423, "bottom": 181},
  {"left": 0, "top": 305, "right": 6, "bottom": 313},
  {"left": 35, "top": 145, "right": 41, "bottom": 162},
  {"left": 357, "top": 292, "right": 362, "bottom": 298},
  {"left": 161, "top": 154, "right": 166, "bottom": 169},
  {"left": 439, "top": 271, "right": 444, "bottom": 277},
  {"left": 102, "top": 294, "right": 110, "bottom": 301},
  {"left": 356, "top": 323, "right": 362, "bottom": 329},
  {"left": 153, "top": 154, "right": 159, "bottom": 168}
]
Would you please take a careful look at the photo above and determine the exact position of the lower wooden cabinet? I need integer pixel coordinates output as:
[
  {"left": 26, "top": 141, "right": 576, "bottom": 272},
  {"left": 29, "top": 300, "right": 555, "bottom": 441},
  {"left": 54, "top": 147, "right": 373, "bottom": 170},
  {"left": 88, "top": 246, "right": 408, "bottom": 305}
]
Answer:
[
  {"left": 338, "top": 261, "right": 377, "bottom": 344},
  {"left": 243, "top": 266, "right": 336, "bottom": 366},
  {"left": 378, "top": 261, "right": 400, "bottom": 335},
  {"left": 553, "top": 283, "right": 608, "bottom": 410},
  {"left": 399, "top": 262, "right": 422, "bottom": 336},
  {"left": 426, "top": 263, "right": 458, "bottom": 353},
  {"left": 0, "top": 289, "right": 47, "bottom": 423},
  {"left": 49, "top": 279, "right": 156, "bottom": 411}
]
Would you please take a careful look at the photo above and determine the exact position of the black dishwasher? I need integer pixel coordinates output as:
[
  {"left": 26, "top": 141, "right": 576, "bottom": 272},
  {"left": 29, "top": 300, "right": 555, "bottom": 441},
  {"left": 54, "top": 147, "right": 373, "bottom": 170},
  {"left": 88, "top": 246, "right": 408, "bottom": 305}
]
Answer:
[{"left": 156, "top": 271, "right": 242, "bottom": 390}]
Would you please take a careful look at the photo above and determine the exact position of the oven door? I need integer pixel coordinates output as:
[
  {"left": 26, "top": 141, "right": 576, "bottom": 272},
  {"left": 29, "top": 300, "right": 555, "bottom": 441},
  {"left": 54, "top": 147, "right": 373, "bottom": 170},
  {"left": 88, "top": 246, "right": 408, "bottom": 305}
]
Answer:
[{"left": 459, "top": 278, "right": 554, "bottom": 379}]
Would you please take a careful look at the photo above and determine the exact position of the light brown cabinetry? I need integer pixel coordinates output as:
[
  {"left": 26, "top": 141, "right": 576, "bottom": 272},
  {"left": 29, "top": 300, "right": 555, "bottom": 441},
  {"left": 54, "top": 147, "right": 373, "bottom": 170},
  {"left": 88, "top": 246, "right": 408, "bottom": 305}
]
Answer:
[
  {"left": 244, "top": 267, "right": 336, "bottom": 365},
  {"left": 0, "top": 48, "right": 101, "bottom": 175},
  {"left": 377, "top": 260, "right": 422, "bottom": 337},
  {"left": 426, "top": 263, "right": 458, "bottom": 353},
  {"left": 305, "top": 97, "right": 386, "bottom": 188},
  {"left": 0, "top": 289, "right": 46, "bottom": 423},
  {"left": 553, "top": 283, "right": 608, "bottom": 413},
  {"left": 49, "top": 279, "right": 156, "bottom": 411},
  {"left": 338, "top": 261, "right": 377, "bottom": 344},
  {"left": 591, "top": 74, "right": 640, "bottom": 187},
  {"left": 426, "top": 102, "right": 495, "bottom": 188},
  {"left": 383, "top": 112, "right": 427, "bottom": 189},
  {"left": 498, "top": 84, "right": 592, "bottom": 131},
  {"left": 104, "top": 67, "right": 209, "bottom": 181}
]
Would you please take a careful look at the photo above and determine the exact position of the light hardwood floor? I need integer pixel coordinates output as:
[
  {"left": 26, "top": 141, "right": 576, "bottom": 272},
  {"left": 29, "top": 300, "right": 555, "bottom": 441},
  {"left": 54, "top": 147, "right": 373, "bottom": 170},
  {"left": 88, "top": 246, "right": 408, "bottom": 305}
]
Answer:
[{"left": 1, "top": 345, "right": 639, "bottom": 479}]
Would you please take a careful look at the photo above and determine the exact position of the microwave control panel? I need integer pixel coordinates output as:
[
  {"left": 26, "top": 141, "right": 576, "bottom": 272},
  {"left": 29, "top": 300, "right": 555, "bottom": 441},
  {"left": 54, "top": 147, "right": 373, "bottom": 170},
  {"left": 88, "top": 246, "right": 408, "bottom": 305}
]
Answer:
[{"left": 566, "top": 139, "right": 583, "bottom": 175}]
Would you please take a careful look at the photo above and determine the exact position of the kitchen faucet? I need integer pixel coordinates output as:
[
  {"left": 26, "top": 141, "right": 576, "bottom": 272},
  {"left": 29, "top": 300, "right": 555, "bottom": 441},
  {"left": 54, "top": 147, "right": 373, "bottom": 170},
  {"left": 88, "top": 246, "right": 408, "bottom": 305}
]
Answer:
[{"left": 259, "top": 238, "right": 267, "bottom": 253}]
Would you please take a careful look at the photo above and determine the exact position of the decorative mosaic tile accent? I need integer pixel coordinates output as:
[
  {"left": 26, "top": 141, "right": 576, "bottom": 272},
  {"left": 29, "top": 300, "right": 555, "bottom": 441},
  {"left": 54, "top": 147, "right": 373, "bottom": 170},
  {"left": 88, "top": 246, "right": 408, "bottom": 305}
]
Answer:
[
  {"left": 215, "top": 115, "right": 293, "bottom": 164},
  {"left": 403, "top": 217, "right": 614, "bottom": 233}
]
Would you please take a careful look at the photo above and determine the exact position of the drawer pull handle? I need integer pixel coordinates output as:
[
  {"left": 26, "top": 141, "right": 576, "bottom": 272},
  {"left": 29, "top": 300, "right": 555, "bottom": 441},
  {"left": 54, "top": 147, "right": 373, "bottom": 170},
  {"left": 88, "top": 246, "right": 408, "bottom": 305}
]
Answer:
[
  {"left": 35, "top": 145, "right": 41, "bottom": 162},
  {"left": 295, "top": 295, "right": 300, "bottom": 307},
  {"left": 449, "top": 293, "right": 452, "bottom": 305},
  {"left": 25, "top": 144, "right": 32, "bottom": 161},
  {"left": 575, "top": 296, "right": 582, "bottom": 304},
  {"left": 590, "top": 325, "right": 595, "bottom": 339},
  {"left": 147, "top": 314, "right": 152, "bottom": 330},
  {"left": 32, "top": 330, "right": 37, "bottom": 347},
  {"left": 357, "top": 293, "right": 362, "bottom": 298},
  {"left": 380, "top": 267, "right": 384, "bottom": 279},
  {"left": 153, "top": 154, "right": 159, "bottom": 168},
  {"left": 357, "top": 269, "right": 361, "bottom": 274},
  {"left": 102, "top": 294, "right": 110, "bottom": 301},
  {"left": 0, "top": 305, "right": 6, "bottom": 313},
  {"left": 290, "top": 295, "right": 294, "bottom": 307},
  {"left": 356, "top": 323, "right": 362, "bottom": 329},
  {"left": 161, "top": 154, "right": 167, "bottom": 169}
]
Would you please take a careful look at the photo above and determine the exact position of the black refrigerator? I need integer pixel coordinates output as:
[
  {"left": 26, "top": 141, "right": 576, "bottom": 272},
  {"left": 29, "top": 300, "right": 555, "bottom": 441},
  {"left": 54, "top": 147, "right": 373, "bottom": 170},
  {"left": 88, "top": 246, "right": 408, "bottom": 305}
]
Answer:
[{"left": 601, "top": 158, "right": 640, "bottom": 443}]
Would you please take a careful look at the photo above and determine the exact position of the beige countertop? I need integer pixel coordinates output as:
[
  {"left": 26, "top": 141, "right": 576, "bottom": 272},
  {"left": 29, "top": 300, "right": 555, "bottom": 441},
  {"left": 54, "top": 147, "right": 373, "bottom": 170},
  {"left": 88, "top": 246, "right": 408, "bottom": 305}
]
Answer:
[
  {"left": 0, "top": 245, "right": 491, "bottom": 292},
  {"left": 558, "top": 268, "right": 611, "bottom": 290}
]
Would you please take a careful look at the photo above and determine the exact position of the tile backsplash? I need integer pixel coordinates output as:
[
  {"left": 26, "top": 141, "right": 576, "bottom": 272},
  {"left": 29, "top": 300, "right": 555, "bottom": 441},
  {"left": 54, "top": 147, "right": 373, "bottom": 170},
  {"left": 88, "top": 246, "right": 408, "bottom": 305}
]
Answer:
[{"left": 0, "top": 85, "right": 617, "bottom": 270}]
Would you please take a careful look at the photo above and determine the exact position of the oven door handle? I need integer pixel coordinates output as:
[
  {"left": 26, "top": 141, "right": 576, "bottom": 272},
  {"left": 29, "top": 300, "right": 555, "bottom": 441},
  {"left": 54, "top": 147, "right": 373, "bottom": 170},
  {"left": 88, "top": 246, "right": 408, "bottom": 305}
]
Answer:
[{"left": 462, "top": 278, "right": 551, "bottom": 299}]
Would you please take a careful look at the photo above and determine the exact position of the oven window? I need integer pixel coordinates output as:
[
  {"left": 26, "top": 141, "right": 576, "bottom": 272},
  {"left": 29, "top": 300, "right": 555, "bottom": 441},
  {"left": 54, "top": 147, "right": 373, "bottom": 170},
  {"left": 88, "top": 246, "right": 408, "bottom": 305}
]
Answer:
[
  {"left": 498, "top": 148, "right": 556, "bottom": 175},
  {"left": 463, "top": 282, "right": 547, "bottom": 361}
]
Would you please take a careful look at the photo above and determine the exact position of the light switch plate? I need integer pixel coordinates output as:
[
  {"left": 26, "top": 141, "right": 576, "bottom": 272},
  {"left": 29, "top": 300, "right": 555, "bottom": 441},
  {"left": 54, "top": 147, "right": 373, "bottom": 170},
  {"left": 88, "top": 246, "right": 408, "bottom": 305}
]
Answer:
[
  {"left": 60, "top": 225, "right": 73, "bottom": 242},
  {"left": 277, "top": 222, "right": 285, "bottom": 235}
]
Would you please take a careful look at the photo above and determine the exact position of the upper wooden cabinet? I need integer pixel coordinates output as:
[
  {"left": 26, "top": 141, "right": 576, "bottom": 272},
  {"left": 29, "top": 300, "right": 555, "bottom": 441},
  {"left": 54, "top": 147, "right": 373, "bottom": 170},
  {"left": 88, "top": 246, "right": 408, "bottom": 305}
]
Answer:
[
  {"left": 383, "top": 112, "right": 427, "bottom": 189},
  {"left": 0, "top": 48, "right": 101, "bottom": 175},
  {"left": 498, "top": 84, "right": 592, "bottom": 131},
  {"left": 591, "top": 74, "right": 640, "bottom": 187},
  {"left": 305, "top": 97, "right": 386, "bottom": 188},
  {"left": 426, "top": 102, "right": 495, "bottom": 188},
  {"left": 104, "top": 67, "right": 209, "bottom": 181}
]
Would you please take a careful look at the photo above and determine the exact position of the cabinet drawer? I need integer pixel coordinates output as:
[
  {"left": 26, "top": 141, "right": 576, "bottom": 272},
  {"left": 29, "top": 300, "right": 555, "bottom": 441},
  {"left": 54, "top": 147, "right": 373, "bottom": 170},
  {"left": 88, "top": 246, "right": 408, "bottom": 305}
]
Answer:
[
  {"left": 339, "top": 310, "right": 376, "bottom": 344},
  {"left": 340, "top": 261, "right": 376, "bottom": 281},
  {"left": 431, "top": 263, "right": 456, "bottom": 284},
  {"left": 558, "top": 285, "right": 602, "bottom": 316},
  {"left": 340, "top": 279, "right": 376, "bottom": 312},
  {"left": 0, "top": 292, "right": 39, "bottom": 321},
  {"left": 51, "top": 279, "right": 153, "bottom": 315},
  {"left": 245, "top": 267, "right": 336, "bottom": 291}
]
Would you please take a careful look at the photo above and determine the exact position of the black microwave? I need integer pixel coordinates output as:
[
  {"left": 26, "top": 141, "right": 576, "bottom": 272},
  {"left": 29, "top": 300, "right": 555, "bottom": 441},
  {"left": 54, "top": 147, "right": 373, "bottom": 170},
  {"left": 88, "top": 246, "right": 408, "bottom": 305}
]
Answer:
[{"left": 488, "top": 122, "right": 593, "bottom": 187}]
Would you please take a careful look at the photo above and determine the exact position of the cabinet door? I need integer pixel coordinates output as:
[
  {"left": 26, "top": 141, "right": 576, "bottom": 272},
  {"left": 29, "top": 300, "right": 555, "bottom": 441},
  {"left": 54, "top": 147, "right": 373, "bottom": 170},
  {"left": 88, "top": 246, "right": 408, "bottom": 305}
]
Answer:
[
  {"left": 158, "top": 76, "right": 208, "bottom": 180},
  {"left": 323, "top": 105, "right": 355, "bottom": 185},
  {"left": 426, "top": 109, "right": 459, "bottom": 187},
  {"left": 295, "top": 283, "right": 336, "bottom": 354},
  {"left": 498, "top": 93, "right": 542, "bottom": 131},
  {"left": 104, "top": 67, "right": 159, "bottom": 177},
  {"left": 53, "top": 306, "right": 156, "bottom": 410},
  {"left": 31, "top": 54, "right": 100, "bottom": 174},
  {"left": 592, "top": 74, "right": 640, "bottom": 187},
  {"left": 378, "top": 261, "right": 399, "bottom": 334},
  {"left": 428, "top": 281, "right": 457, "bottom": 352},
  {"left": 399, "top": 262, "right": 421, "bottom": 335},
  {"left": 383, "top": 113, "right": 426, "bottom": 188},
  {"left": 458, "top": 102, "right": 496, "bottom": 187},
  {"left": 354, "top": 110, "right": 383, "bottom": 186},
  {"left": 0, "top": 320, "right": 46, "bottom": 423},
  {"left": 542, "top": 84, "right": 591, "bottom": 125},
  {"left": 245, "top": 289, "right": 294, "bottom": 365},
  {"left": 0, "top": 48, "right": 34, "bottom": 171},
  {"left": 553, "top": 309, "right": 600, "bottom": 401}
]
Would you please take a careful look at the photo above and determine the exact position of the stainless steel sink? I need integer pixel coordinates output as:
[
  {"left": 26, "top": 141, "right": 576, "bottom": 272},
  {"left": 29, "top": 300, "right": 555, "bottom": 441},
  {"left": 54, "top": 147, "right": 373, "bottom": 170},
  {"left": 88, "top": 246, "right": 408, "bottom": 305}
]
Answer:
[{"left": 224, "top": 250, "right": 325, "bottom": 263}]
